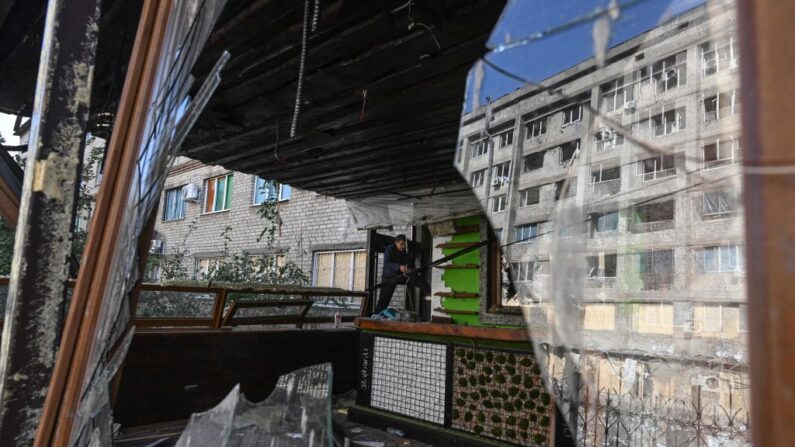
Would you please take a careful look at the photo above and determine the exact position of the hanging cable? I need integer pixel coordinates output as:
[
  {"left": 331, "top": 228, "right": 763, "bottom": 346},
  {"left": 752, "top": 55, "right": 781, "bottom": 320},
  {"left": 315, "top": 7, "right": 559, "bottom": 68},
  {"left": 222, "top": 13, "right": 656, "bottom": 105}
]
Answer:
[{"left": 290, "top": 0, "right": 311, "bottom": 138}]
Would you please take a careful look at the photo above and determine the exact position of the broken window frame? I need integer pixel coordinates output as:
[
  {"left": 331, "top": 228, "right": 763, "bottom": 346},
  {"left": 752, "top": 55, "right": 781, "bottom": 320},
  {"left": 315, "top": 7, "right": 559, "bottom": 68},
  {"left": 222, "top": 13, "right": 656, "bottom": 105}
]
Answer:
[
  {"left": 630, "top": 200, "right": 675, "bottom": 233},
  {"left": 703, "top": 189, "right": 738, "bottom": 217},
  {"left": 703, "top": 137, "right": 741, "bottom": 170},
  {"left": 559, "top": 139, "right": 579, "bottom": 165},
  {"left": 638, "top": 154, "right": 676, "bottom": 181},
  {"left": 490, "top": 161, "right": 511, "bottom": 191},
  {"left": 601, "top": 75, "right": 636, "bottom": 112},
  {"left": 700, "top": 37, "right": 739, "bottom": 78},
  {"left": 522, "top": 150, "right": 545, "bottom": 173},
  {"left": 594, "top": 128, "right": 625, "bottom": 152},
  {"left": 470, "top": 137, "right": 489, "bottom": 158},
  {"left": 470, "top": 169, "right": 486, "bottom": 187},
  {"left": 490, "top": 194, "right": 507, "bottom": 213},
  {"left": 196, "top": 257, "right": 222, "bottom": 279},
  {"left": 589, "top": 210, "right": 619, "bottom": 236},
  {"left": 586, "top": 252, "right": 617, "bottom": 278},
  {"left": 561, "top": 103, "right": 583, "bottom": 126},
  {"left": 703, "top": 89, "right": 740, "bottom": 123},
  {"left": 525, "top": 116, "right": 548, "bottom": 139},
  {"left": 495, "top": 128, "right": 514, "bottom": 149},
  {"left": 651, "top": 50, "right": 687, "bottom": 93},
  {"left": 650, "top": 106, "right": 686, "bottom": 136},
  {"left": 518, "top": 186, "right": 540, "bottom": 207},
  {"left": 554, "top": 178, "right": 577, "bottom": 200},
  {"left": 591, "top": 165, "right": 621, "bottom": 184},
  {"left": 637, "top": 249, "right": 675, "bottom": 290},
  {"left": 510, "top": 261, "right": 535, "bottom": 282}
]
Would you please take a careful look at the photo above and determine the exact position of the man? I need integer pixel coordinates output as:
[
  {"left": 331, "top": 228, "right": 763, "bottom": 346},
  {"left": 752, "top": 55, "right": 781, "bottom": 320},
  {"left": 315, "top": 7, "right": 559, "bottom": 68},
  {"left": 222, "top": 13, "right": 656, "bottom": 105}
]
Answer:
[{"left": 374, "top": 234, "right": 431, "bottom": 314}]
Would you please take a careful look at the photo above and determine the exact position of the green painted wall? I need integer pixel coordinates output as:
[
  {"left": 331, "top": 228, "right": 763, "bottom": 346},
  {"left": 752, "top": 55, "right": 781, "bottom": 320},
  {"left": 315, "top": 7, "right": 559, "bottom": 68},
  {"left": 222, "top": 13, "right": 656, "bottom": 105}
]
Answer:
[{"left": 440, "top": 216, "right": 482, "bottom": 325}]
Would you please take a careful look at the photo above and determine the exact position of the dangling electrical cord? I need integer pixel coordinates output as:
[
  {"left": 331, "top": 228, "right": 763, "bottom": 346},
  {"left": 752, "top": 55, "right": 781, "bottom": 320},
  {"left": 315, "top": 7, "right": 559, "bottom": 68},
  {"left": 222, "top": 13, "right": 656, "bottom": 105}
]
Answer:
[{"left": 290, "top": 0, "right": 311, "bottom": 138}]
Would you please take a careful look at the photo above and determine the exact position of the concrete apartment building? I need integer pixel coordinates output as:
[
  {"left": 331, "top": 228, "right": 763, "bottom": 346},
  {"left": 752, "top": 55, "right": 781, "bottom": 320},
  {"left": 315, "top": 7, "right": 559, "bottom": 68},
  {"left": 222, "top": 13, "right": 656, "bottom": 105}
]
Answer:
[
  {"left": 457, "top": 1, "right": 747, "bottom": 418},
  {"left": 151, "top": 156, "right": 375, "bottom": 291}
]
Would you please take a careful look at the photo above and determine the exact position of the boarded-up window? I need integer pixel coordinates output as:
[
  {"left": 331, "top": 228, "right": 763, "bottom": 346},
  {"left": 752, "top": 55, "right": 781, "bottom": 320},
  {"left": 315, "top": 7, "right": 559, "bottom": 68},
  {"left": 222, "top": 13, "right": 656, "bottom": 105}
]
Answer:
[
  {"left": 313, "top": 250, "right": 367, "bottom": 291},
  {"left": 634, "top": 304, "right": 674, "bottom": 334},
  {"left": 583, "top": 304, "right": 616, "bottom": 330}
]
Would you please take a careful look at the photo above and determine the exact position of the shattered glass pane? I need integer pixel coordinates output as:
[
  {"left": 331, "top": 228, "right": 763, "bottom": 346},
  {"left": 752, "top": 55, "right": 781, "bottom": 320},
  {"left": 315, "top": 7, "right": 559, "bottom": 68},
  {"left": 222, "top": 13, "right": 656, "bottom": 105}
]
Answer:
[
  {"left": 176, "top": 363, "right": 333, "bottom": 447},
  {"left": 458, "top": 0, "right": 750, "bottom": 445}
]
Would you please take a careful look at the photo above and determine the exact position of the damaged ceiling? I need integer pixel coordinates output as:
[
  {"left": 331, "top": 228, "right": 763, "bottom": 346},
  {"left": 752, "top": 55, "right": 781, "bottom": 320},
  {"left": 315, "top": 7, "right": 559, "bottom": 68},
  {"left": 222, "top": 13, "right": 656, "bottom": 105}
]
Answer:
[{"left": 0, "top": 0, "right": 505, "bottom": 199}]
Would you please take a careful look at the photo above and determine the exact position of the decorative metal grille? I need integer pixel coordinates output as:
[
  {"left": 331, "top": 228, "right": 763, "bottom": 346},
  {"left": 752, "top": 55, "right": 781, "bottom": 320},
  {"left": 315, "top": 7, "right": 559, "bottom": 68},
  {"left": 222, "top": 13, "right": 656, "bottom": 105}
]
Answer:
[{"left": 370, "top": 337, "right": 447, "bottom": 424}]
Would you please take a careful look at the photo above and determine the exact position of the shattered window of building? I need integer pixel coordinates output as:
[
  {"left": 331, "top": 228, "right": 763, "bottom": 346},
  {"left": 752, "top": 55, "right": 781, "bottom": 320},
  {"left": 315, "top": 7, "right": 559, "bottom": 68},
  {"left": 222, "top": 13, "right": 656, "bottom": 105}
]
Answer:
[
  {"left": 522, "top": 151, "right": 545, "bottom": 173},
  {"left": 525, "top": 116, "right": 548, "bottom": 139}
]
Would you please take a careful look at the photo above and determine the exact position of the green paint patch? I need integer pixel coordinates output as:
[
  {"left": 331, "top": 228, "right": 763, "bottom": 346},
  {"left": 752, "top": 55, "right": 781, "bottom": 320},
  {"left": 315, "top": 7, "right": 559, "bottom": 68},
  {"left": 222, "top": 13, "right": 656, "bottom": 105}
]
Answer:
[
  {"left": 442, "top": 298, "right": 479, "bottom": 310},
  {"left": 442, "top": 269, "right": 479, "bottom": 293}
]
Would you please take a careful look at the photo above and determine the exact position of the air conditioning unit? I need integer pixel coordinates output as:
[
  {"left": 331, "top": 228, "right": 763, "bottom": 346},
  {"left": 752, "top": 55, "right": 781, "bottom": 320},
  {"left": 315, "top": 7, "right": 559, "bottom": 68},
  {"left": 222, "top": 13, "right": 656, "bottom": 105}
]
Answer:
[
  {"left": 623, "top": 100, "right": 636, "bottom": 112},
  {"left": 491, "top": 178, "right": 503, "bottom": 189},
  {"left": 182, "top": 183, "right": 200, "bottom": 202},
  {"left": 597, "top": 127, "right": 613, "bottom": 140},
  {"left": 150, "top": 239, "right": 164, "bottom": 254}
]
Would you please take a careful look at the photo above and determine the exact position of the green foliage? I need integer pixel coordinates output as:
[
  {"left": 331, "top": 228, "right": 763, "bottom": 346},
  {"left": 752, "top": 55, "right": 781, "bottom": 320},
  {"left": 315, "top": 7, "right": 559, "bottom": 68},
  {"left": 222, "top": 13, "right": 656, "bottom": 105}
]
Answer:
[{"left": 0, "top": 220, "right": 14, "bottom": 276}]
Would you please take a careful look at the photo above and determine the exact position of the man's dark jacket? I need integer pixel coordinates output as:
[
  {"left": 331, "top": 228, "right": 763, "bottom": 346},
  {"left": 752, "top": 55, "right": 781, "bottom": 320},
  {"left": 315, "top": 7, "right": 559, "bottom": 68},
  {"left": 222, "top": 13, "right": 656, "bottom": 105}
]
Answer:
[{"left": 382, "top": 243, "right": 414, "bottom": 278}]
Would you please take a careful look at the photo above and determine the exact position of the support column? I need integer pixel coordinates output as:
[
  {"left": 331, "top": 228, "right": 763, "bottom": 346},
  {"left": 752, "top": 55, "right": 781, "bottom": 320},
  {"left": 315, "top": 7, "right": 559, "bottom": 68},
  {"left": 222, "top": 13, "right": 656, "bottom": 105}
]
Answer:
[{"left": 0, "top": 0, "right": 102, "bottom": 444}]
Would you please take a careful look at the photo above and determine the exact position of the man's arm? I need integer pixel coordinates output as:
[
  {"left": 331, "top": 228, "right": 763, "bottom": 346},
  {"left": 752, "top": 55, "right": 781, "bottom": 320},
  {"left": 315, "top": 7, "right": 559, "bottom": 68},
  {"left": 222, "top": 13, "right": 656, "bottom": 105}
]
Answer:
[{"left": 383, "top": 245, "right": 402, "bottom": 275}]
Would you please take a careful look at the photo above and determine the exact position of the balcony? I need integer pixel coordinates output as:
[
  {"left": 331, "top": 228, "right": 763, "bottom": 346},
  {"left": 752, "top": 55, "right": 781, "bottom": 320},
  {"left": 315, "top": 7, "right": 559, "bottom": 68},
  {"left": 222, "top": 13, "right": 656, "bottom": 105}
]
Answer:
[
  {"left": 591, "top": 179, "right": 621, "bottom": 197},
  {"left": 628, "top": 219, "right": 675, "bottom": 234}
]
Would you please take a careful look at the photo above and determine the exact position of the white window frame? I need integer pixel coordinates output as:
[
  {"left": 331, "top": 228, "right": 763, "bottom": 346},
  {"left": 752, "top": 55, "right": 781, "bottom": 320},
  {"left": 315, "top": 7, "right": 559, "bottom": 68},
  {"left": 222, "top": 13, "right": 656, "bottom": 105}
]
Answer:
[
  {"left": 525, "top": 117, "right": 548, "bottom": 139},
  {"left": 700, "top": 37, "right": 738, "bottom": 78},
  {"left": 594, "top": 129, "right": 624, "bottom": 152},
  {"left": 514, "top": 223, "right": 538, "bottom": 243},
  {"left": 491, "top": 195, "right": 507, "bottom": 213},
  {"left": 195, "top": 257, "right": 222, "bottom": 279},
  {"left": 561, "top": 104, "right": 583, "bottom": 126},
  {"left": 650, "top": 107, "right": 686, "bottom": 136},
  {"left": 586, "top": 253, "right": 618, "bottom": 278},
  {"left": 702, "top": 190, "right": 737, "bottom": 216},
  {"left": 637, "top": 154, "right": 676, "bottom": 181},
  {"left": 703, "top": 244, "right": 744, "bottom": 273},
  {"left": 163, "top": 185, "right": 186, "bottom": 221},
  {"left": 602, "top": 76, "right": 635, "bottom": 112},
  {"left": 519, "top": 186, "right": 540, "bottom": 207},
  {"left": 253, "top": 176, "right": 291, "bottom": 205},
  {"left": 470, "top": 169, "right": 486, "bottom": 187},
  {"left": 702, "top": 137, "right": 741, "bottom": 170},
  {"left": 203, "top": 173, "right": 234, "bottom": 214},
  {"left": 470, "top": 137, "right": 489, "bottom": 158},
  {"left": 312, "top": 249, "right": 366, "bottom": 291},
  {"left": 510, "top": 261, "right": 535, "bottom": 282},
  {"left": 591, "top": 165, "right": 621, "bottom": 184},
  {"left": 703, "top": 90, "right": 739, "bottom": 123},
  {"left": 490, "top": 162, "right": 511, "bottom": 190},
  {"left": 651, "top": 51, "right": 687, "bottom": 93},
  {"left": 495, "top": 129, "right": 514, "bottom": 148}
]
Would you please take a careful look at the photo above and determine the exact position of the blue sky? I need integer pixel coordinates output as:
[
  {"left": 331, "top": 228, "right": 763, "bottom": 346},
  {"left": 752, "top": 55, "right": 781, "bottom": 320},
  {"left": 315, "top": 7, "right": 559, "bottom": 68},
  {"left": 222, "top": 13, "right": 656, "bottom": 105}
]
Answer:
[{"left": 467, "top": 0, "right": 705, "bottom": 108}]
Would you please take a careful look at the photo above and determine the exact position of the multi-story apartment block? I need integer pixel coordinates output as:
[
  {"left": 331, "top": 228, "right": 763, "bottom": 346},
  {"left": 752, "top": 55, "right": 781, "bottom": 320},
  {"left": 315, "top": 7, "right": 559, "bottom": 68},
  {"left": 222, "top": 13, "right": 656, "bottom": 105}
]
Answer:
[{"left": 456, "top": 0, "right": 747, "bottom": 432}]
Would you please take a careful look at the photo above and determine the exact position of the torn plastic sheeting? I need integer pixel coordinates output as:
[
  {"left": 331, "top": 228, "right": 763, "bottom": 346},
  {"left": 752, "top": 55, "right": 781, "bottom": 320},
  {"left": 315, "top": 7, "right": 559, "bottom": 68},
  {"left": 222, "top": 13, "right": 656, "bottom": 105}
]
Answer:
[
  {"left": 176, "top": 363, "right": 334, "bottom": 447},
  {"left": 345, "top": 186, "right": 482, "bottom": 229}
]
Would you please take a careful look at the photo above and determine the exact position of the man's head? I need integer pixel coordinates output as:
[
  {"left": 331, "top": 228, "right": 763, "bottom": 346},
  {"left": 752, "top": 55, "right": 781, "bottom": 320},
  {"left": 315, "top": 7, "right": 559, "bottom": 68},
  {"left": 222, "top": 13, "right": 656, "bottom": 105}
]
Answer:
[{"left": 394, "top": 234, "right": 407, "bottom": 251}]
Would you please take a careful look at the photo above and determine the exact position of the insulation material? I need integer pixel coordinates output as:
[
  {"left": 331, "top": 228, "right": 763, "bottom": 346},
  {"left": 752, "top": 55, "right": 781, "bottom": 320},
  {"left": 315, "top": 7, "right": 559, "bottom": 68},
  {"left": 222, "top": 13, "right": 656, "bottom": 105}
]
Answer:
[
  {"left": 176, "top": 363, "right": 333, "bottom": 446},
  {"left": 346, "top": 185, "right": 482, "bottom": 229}
]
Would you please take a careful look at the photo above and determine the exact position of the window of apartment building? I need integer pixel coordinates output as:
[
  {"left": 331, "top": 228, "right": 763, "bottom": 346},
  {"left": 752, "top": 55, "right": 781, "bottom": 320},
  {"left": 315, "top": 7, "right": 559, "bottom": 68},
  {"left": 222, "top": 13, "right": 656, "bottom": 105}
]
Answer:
[
  {"left": 630, "top": 200, "right": 675, "bottom": 233},
  {"left": 470, "top": 137, "right": 488, "bottom": 158},
  {"left": 470, "top": 169, "right": 486, "bottom": 187},
  {"left": 587, "top": 253, "right": 617, "bottom": 278},
  {"left": 163, "top": 186, "right": 186, "bottom": 221},
  {"left": 514, "top": 222, "right": 539, "bottom": 243},
  {"left": 195, "top": 257, "right": 222, "bottom": 279},
  {"left": 633, "top": 303, "right": 674, "bottom": 335},
  {"left": 704, "top": 90, "right": 739, "bottom": 122},
  {"left": 595, "top": 128, "right": 624, "bottom": 152},
  {"left": 495, "top": 128, "right": 514, "bottom": 148},
  {"left": 583, "top": 304, "right": 616, "bottom": 331},
  {"left": 651, "top": 107, "right": 686, "bottom": 136},
  {"left": 490, "top": 162, "right": 511, "bottom": 191},
  {"left": 651, "top": 51, "right": 687, "bottom": 93},
  {"left": 491, "top": 195, "right": 507, "bottom": 213},
  {"left": 493, "top": 228, "right": 503, "bottom": 243},
  {"left": 601, "top": 75, "right": 635, "bottom": 112},
  {"left": 522, "top": 151, "right": 544, "bottom": 173},
  {"left": 313, "top": 250, "right": 367, "bottom": 291},
  {"left": 253, "top": 176, "right": 291, "bottom": 205},
  {"left": 589, "top": 210, "right": 619, "bottom": 235},
  {"left": 561, "top": 104, "right": 583, "bottom": 126},
  {"left": 525, "top": 116, "right": 547, "bottom": 139},
  {"left": 519, "top": 186, "right": 540, "bottom": 207},
  {"left": 637, "top": 249, "right": 674, "bottom": 290},
  {"left": 554, "top": 178, "right": 577, "bottom": 200},
  {"left": 703, "top": 189, "right": 738, "bottom": 217},
  {"left": 703, "top": 137, "right": 741, "bottom": 169},
  {"left": 700, "top": 38, "right": 738, "bottom": 77},
  {"left": 559, "top": 139, "right": 579, "bottom": 165},
  {"left": 591, "top": 165, "right": 620, "bottom": 184},
  {"left": 638, "top": 154, "right": 676, "bottom": 181},
  {"left": 247, "top": 253, "right": 286, "bottom": 274},
  {"left": 456, "top": 140, "right": 464, "bottom": 164},
  {"left": 510, "top": 261, "right": 535, "bottom": 282},
  {"left": 204, "top": 173, "right": 233, "bottom": 213},
  {"left": 693, "top": 305, "right": 740, "bottom": 335},
  {"left": 703, "top": 244, "right": 744, "bottom": 273}
]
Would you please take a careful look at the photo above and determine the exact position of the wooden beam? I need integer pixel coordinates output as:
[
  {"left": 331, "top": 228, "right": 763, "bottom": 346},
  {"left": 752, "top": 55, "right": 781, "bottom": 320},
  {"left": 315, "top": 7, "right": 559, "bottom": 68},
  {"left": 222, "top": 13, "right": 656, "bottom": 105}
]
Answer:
[
  {"left": 739, "top": 0, "right": 795, "bottom": 445},
  {"left": 355, "top": 318, "right": 530, "bottom": 342}
]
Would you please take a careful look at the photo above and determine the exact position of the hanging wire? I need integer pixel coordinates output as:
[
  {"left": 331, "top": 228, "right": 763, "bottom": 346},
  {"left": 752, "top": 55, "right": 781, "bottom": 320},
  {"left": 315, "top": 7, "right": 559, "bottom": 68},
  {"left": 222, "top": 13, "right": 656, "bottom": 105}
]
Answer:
[{"left": 290, "top": 0, "right": 311, "bottom": 138}]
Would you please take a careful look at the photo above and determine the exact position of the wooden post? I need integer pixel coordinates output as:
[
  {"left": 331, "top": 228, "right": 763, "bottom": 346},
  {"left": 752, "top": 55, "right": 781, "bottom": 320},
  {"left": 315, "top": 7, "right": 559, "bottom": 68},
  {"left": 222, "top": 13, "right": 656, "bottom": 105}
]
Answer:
[
  {"left": 0, "top": 0, "right": 102, "bottom": 443},
  {"left": 738, "top": 0, "right": 795, "bottom": 445}
]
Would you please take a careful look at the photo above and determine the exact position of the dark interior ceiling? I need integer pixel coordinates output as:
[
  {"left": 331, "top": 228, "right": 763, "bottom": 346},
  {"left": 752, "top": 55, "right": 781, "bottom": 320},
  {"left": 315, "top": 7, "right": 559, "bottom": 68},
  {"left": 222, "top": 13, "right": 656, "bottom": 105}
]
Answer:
[{"left": 0, "top": 0, "right": 505, "bottom": 199}]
